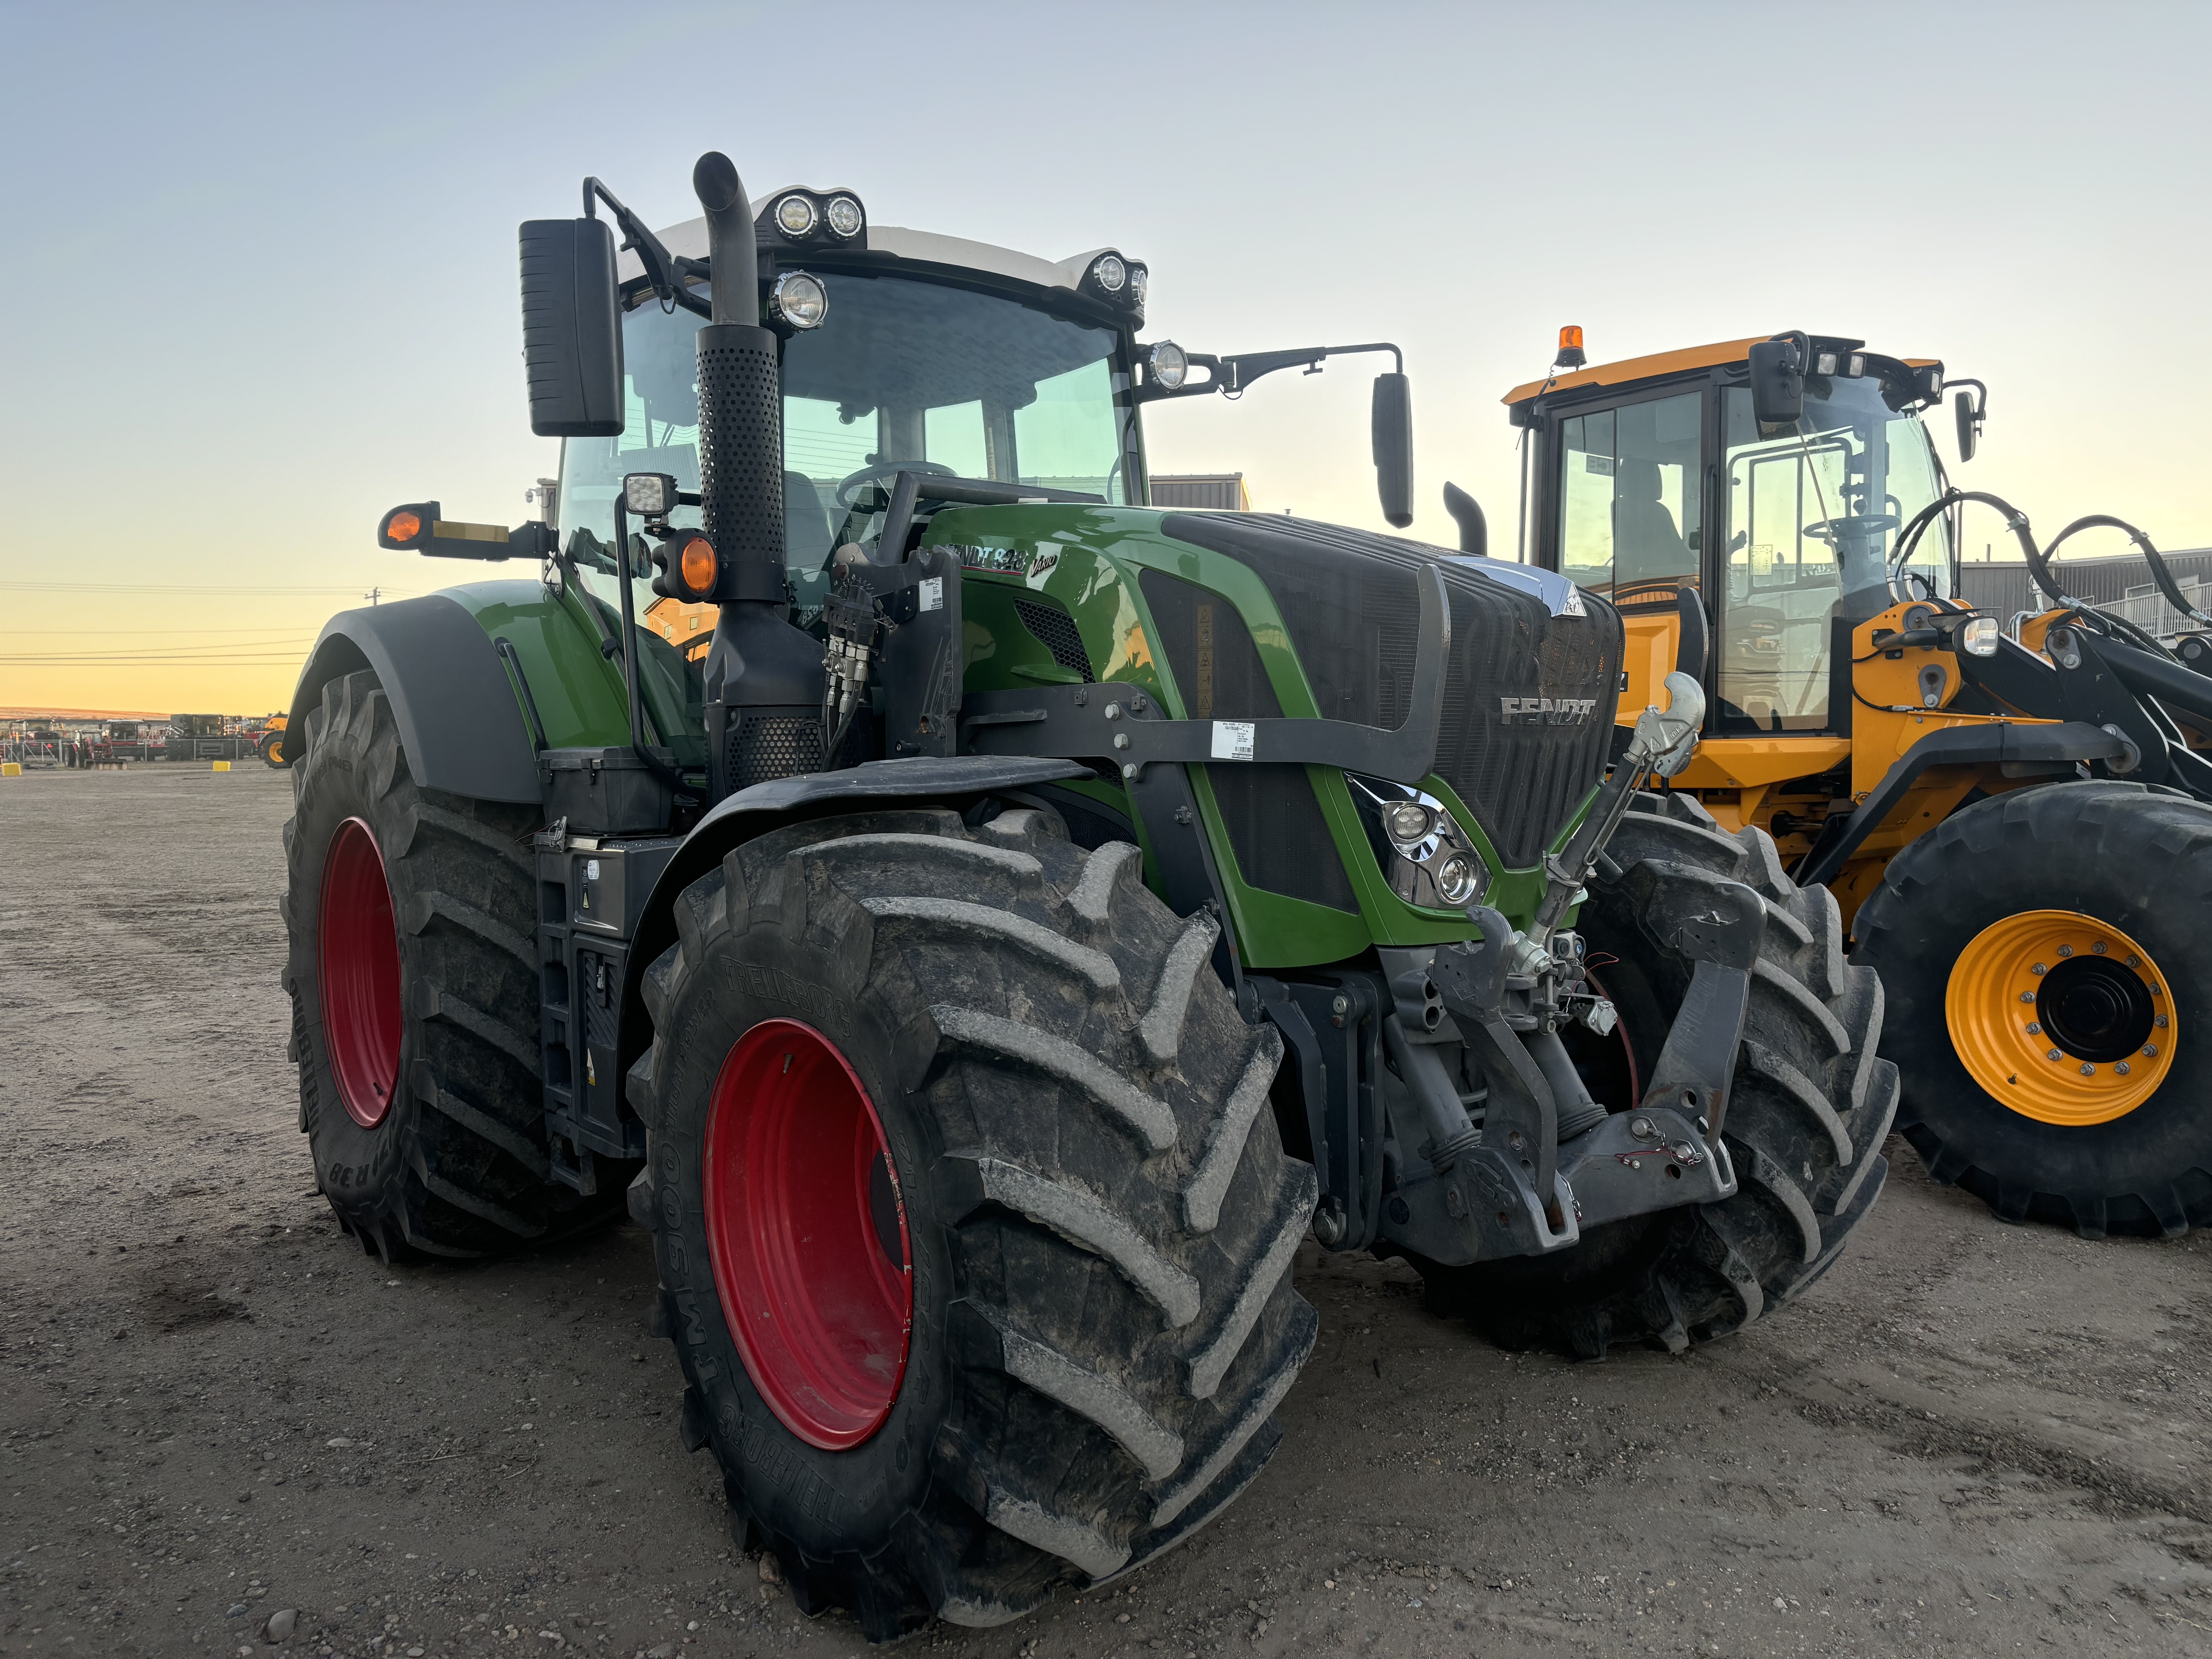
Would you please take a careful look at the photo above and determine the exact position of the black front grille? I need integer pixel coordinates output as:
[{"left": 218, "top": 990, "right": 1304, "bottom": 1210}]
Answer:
[
  {"left": 1141, "top": 568, "right": 1357, "bottom": 912},
  {"left": 1159, "top": 514, "right": 1623, "bottom": 868},
  {"left": 1014, "top": 599, "right": 1095, "bottom": 682}
]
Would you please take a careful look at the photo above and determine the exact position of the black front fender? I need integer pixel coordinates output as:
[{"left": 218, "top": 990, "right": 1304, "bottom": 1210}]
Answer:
[
  {"left": 613, "top": 755, "right": 1092, "bottom": 1101},
  {"left": 284, "top": 596, "right": 541, "bottom": 804}
]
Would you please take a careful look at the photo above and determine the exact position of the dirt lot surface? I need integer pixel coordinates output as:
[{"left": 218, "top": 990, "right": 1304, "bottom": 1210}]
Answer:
[{"left": 6, "top": 763, "right": 2212, "bottom": 1657}]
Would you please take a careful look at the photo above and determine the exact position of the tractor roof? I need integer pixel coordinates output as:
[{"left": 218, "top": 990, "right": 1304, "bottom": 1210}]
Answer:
[
  {"left": 1503, "top": 336, "right": 1939, "bottom": 407},
  {"left": 625, "top": 203, "right": 1123, "bottom": 305}
]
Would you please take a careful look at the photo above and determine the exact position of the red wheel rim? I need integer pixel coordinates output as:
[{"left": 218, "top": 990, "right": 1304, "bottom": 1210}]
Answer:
[
  {"left": 319, "top": 816, "right": 403, "bottom": 1129},
  {"left": 704, "top": 1019, "right": 913, "bottom": 1450}
]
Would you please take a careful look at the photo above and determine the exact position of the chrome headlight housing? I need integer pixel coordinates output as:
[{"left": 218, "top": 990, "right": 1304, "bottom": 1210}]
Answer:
[
  {"left": 1347, "top": 775, "right": 1492, "bottom": 910},
  {"left": 766, "top": 271, "right": 828, "bottom": 330}
]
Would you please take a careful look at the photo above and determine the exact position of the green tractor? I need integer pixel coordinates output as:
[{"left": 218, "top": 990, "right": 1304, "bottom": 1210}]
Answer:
[{"left": 278, "top": 151, "right": 1891, "bottom": 1636}]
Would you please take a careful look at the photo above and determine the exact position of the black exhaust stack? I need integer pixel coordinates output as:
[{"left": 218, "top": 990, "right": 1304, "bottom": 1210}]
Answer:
[{"left": 691, "top": 151, "right": 827, "bottom": 800}]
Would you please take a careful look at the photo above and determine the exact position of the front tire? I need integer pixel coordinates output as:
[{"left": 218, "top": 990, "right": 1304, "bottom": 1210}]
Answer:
[
  {"left": 1419, "top": 793, "right": 1896, "bottom": 1358},
  {"left": 1855, "top": 781, "right": 2212, "bottom": 1237},
  {"left": 627, "top": 806, "right": 1318, "bottom": 1637},
  {"left": 280, "top": 670, "right": 625, "bottom": 1258}
]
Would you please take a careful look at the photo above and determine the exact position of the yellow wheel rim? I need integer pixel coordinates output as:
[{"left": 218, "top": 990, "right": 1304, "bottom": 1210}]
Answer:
[{"left": 1946, "top": 909, "right": 2175, "bottom": 1125}]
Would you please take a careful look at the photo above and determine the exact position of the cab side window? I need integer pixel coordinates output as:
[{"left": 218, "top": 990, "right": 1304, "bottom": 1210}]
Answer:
[
  {"left": 1556, "top": 392, "right": 1703, "bottom": 599},
  {"left": 1718, "top": 387, "right": 1840, "bottom": 732}
]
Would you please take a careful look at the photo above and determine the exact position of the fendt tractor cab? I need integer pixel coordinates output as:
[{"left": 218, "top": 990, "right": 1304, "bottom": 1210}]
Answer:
[
  {"left": 1511, "top": 328, "right": 2212, "bottom": 1239},
  {"left": 278, "top": 156, "right": 1886, "bottom": 1635}
]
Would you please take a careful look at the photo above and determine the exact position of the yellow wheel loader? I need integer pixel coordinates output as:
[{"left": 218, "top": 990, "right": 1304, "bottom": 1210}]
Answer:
[{"left": 1455, "top": 329, "right": 2212, "bottom": 1238}]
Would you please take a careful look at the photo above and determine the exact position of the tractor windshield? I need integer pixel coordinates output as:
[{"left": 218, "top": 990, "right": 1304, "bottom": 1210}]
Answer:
[
  {"left": 1715, "top": 376, "right": 1951, "bottom": 733},
  {"left": 556, "top": 274, "right": 1136, "bottom": 627}
]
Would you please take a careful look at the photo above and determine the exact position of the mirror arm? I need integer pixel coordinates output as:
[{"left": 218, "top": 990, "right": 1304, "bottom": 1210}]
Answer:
[
  {"left": 1133, "top": 341, "right": 1403, "bottom": 402},
  {"left": 584, "top": 175, "right": 702, "bottom": 315}
]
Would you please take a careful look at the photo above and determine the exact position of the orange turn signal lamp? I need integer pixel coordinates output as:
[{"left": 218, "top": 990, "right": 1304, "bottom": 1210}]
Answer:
[
  {"left": 376, "top": 500, "right": 543, "bottom": 561},
  {"left": 652, "top": 533, "right": 720, "bottom": 601}
]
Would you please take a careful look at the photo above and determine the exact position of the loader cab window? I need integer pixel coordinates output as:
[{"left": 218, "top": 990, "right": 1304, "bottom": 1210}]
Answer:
[
  {"left": 1555, "top": 392, "right": 1704, "bottom": 602},
  {"left": 1716, "top": 381, "right": 1952, "bottom": 733}
]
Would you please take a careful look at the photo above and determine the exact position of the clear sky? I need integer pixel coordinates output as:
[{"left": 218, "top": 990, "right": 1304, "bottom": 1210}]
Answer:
[{"left": 3, "top": 1, "right": 2207, "bottom": 714}]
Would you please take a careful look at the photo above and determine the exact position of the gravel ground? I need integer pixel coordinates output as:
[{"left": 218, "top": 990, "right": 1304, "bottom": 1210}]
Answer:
[{"left": 5, "top": 763, "right": 2212, "bottom": 1657}]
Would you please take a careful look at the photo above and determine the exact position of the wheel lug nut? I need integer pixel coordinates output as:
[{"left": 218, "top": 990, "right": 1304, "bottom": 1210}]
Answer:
[
  {"left": 2091, "top": 941, "right": 2107, "bottom": 955},
  {"left": 2143, "top": 1044, "right": 2159, "bottom": 1058},
  {"left": 2032, "top": 963, "right": 2048, "bottom": 976},
  {"left": 2155, "top": 1015, "right": 2169, "bottom": 1028},
  {"left": 2025, "top": 1022, "right": 2042, "bottom": 1035},
  {"left": 2116, "top": 1062, "right": 2132, "bottom": 1075},
  {"left": 2080, "top": 1063, "right": 2096, "bottom": 1076},
  {"left": 2018, "top": 992, "right": 2035, "bottom": 1003},
  {"left": 2047, "top": 1048, "right": 2064, "bottom": 1062},
  {"left": 2058, "top": 945, "right": 2075, "bottom": 957}
]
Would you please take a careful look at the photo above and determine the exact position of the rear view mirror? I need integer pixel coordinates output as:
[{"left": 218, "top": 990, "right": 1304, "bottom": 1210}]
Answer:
[
  {"left": 519, "top": 217, "right": 625, "bottom": 437},
  {"left": 1442, "top": 481, "right": 1486, "bottom": 556},
  {"left": 1748, "top": 332, "right": 1807, "bottom": 428},
  {"left": 1372, "top": 373, "right": 1414, "bottom": 529},
  {"left": 1954, "top": 389, "right": 1979, "bottom": 462}
]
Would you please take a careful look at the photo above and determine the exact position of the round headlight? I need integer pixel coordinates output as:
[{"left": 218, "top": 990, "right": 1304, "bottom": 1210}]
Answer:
[
  {"left": 768, "top": 271, "right": 828, "bottom": 330},
  {"left": 1128, "top": 265, "right": 1147, "bottom": 308},
  {"left": 1148, "top": 340, "right": 1188, "bottom": 391},
  {"left": 1960, "top": 615, "right": 2000, "bottom": 657},
  {"left": 774, "top": 194, "right": 817, "bottom": 238},
  {"left": 1091, "top": 253, "right": 1127, "bottom": 293},
  {"left": 824, "top": 194, "right": 864, "bottom": 238},
  {"left": 1384, "top": 800, "right": 1435, "bottom": 845},
  {"left": 1435, "top": 854, "right": 1480, "bottom": 905}
]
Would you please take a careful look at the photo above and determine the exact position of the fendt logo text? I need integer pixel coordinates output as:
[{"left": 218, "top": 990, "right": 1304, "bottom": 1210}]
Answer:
[{"left": 1499, "top": 696, "right": 1599, "bottom": 726}]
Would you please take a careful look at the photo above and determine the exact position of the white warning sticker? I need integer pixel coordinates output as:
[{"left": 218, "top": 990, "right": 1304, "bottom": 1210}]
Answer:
[
  {"left": 919, "top": 576, "right": 944, "bottom": 612},
  {"left": 1211, "top": 720, "right": 1256, "bottom": 761}
]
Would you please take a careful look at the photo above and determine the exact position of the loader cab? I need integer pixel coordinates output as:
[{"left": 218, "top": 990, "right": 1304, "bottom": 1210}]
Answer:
[{"left": 1512, "top": 336, "right": 1955, "bottom": 738}]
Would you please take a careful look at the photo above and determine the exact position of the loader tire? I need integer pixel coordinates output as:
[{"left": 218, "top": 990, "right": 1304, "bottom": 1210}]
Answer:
[
  {"left": 280, "top": 670, "right": 625, "bottom": 1259},
  {"left": 626, "top": 806, "right": 1318, "bottom": 1638},
  {"left": 1855, "top": 781, "right": 2212, "bottom": 1238},
  {"left": 1418, "top": 792, "right": 1895, "bottom": 1358}
]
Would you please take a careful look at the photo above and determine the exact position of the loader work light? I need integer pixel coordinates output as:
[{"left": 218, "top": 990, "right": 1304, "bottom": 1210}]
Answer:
[
  {"left": 824, "top": 194, "right": 864, "bottom": 238},
  {"left": 1091, "top": 253, "right": 1127, "bottom": 293},
  {"left": 1960, "top": 615, "right": 2001, "bottom": 656}
]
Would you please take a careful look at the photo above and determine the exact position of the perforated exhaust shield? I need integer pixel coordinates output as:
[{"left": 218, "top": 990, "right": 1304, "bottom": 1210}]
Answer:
[{"left": 696, "top": 323, "right": 786, "bottom": 605}]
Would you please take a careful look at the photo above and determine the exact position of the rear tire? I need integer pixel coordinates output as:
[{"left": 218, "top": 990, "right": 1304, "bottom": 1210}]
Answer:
[
  {"left": 1419, "top": 793, "right": 1896, "bottom": 1358},
  {"left": 280, "top": 670, "right": 626, "bottom": 1259},
  {"left": 1855, "top": 781, "right": 2212, "bottom": 1238},
  {"left": 627, "top": 806, "right": 1318, "bottom": 1637}
]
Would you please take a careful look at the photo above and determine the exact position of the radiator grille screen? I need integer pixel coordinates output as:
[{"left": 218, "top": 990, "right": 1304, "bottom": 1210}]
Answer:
[
  {"left": 1141, "top": 568, "right": 1358, "bottom": 912},
  {"left": 1158, "top": 515, "right": 1624, "bottom": 868}
]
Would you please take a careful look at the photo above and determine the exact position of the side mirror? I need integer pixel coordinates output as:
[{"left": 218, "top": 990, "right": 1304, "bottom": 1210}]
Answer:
[
  {"left": 1747, "top": 332, "right": 1807, "bottom": 427},
  {"left": 1442, "top": 481, "right": 1487, "bottom": 556},
  {"left": 1371, "top": 373, "right": 1414, "bottom": 529},
  {"left": 1953, "top": 389, "right": 1979, "bottom": 462},
  {"left": 519, "top": 217, "right": 625, "bottom": 437}
]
